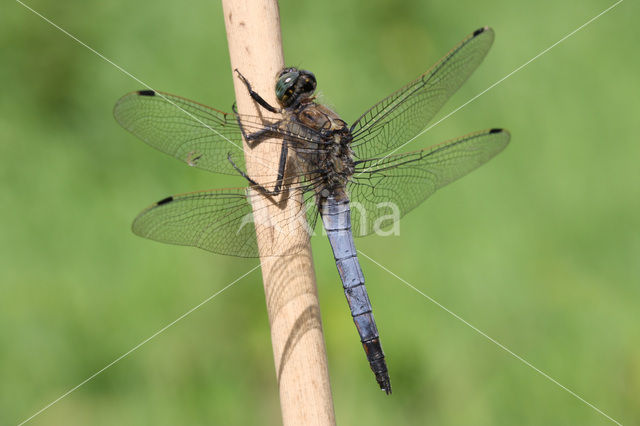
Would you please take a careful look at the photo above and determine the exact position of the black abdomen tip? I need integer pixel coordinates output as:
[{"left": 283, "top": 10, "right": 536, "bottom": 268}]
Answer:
[
  {"left": 378, "top": 375, "right": 392, "bottom": 395},
  {"left": 138, "top": 89, "right": 156, "bottom": 96},
  {"left": 156, "top": 196, "right": 174, "bottom": 205},
  {"left": 489, "top": 128, "right": 503, "bottom": 134}
]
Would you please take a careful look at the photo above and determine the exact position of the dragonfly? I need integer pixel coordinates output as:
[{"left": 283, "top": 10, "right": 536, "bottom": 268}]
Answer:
[{"left": 114, "top": 27, "right": 509, "bottom": 395}]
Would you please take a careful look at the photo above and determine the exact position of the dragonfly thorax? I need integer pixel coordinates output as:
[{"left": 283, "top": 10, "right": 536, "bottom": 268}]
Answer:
[
  {"left": 319, "top": 130, "right": 355, "bottom": 198},
  {"left": 287, "top": 99, "right": 355, "bottom": 197}
]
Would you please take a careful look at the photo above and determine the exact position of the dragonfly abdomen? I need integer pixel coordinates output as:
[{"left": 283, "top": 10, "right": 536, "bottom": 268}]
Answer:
[{"left": 321, "top": 196, "right": 391, "bottom": 394}]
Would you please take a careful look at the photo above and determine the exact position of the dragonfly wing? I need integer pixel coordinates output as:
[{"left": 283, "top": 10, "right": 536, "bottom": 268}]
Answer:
[
  {"left": 348, "top": 128, "right": 509, "bottom": 237},
  {"left": 115, "top": 90, "right": 287, "bottom": 176},
  {"left": 350, "top": 27, "right": 495, "bottom": 159},
  {"left": 132, "top": 186, "right": 319, "bottom": 257}
]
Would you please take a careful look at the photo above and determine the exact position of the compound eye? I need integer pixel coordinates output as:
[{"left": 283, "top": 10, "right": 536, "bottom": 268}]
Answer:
[
  {"left": 276, "top": 71, "right": 299, "bottom": 103},
  {"left": 301, "top": 73, "right": 317, "bottom": 93}
]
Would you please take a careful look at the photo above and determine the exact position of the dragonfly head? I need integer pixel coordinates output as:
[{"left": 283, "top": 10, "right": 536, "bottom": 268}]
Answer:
[{"left": 276, "top": 67, "right": 316, "bottom": 108}]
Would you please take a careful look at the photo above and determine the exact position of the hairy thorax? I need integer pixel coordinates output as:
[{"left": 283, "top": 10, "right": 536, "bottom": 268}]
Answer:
[{"left": 287, "top": 99, "right": 355, "bottom": 199}]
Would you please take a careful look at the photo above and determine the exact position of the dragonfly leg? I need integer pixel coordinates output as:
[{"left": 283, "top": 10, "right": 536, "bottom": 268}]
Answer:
[
  {"left": 232, "top": 104, "right": 282, "bottom": 144},
  {"left": 234, "top": 69, "right": 280, "bottom": 113},
  {"left": 227, "top": 141, "right": 288, "bottom": 197}
]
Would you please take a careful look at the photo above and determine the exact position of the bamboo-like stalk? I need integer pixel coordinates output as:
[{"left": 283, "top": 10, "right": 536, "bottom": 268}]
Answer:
[{"left": 221, "top": 1, "right": 336, "bottom": 425}]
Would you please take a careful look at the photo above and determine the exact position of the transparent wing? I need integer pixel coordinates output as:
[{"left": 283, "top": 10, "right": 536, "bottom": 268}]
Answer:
[
  {"left": 350, "top": 27, "right": 495, "bottom": 159},
  {"left": 348, "top": 128, "right": 509, "bottom": 237},
  {"left": 132, "top": 185, "right": 319, "bottom": 258},
  {"left": 114, "top": 90, "right": 325, "bottom": 177}
]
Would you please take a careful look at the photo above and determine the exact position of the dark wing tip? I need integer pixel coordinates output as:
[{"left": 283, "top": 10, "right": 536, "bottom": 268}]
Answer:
[
  {"left": 156, "top": 196, "right": 174, "bottom": 205},
  {"left": 489, "top": 128, "right": 504, "bottom": 134},
  {"left": 473, "top": 26, "right": 493, "bottom": 37},
  {"left": 137, "top": 89, "right": 156, "bottom": 96}
]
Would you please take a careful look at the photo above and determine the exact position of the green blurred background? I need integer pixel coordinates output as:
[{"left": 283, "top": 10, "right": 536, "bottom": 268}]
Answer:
[{"left": 2, "top": 0, "right": 638, "bottom": 424}]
